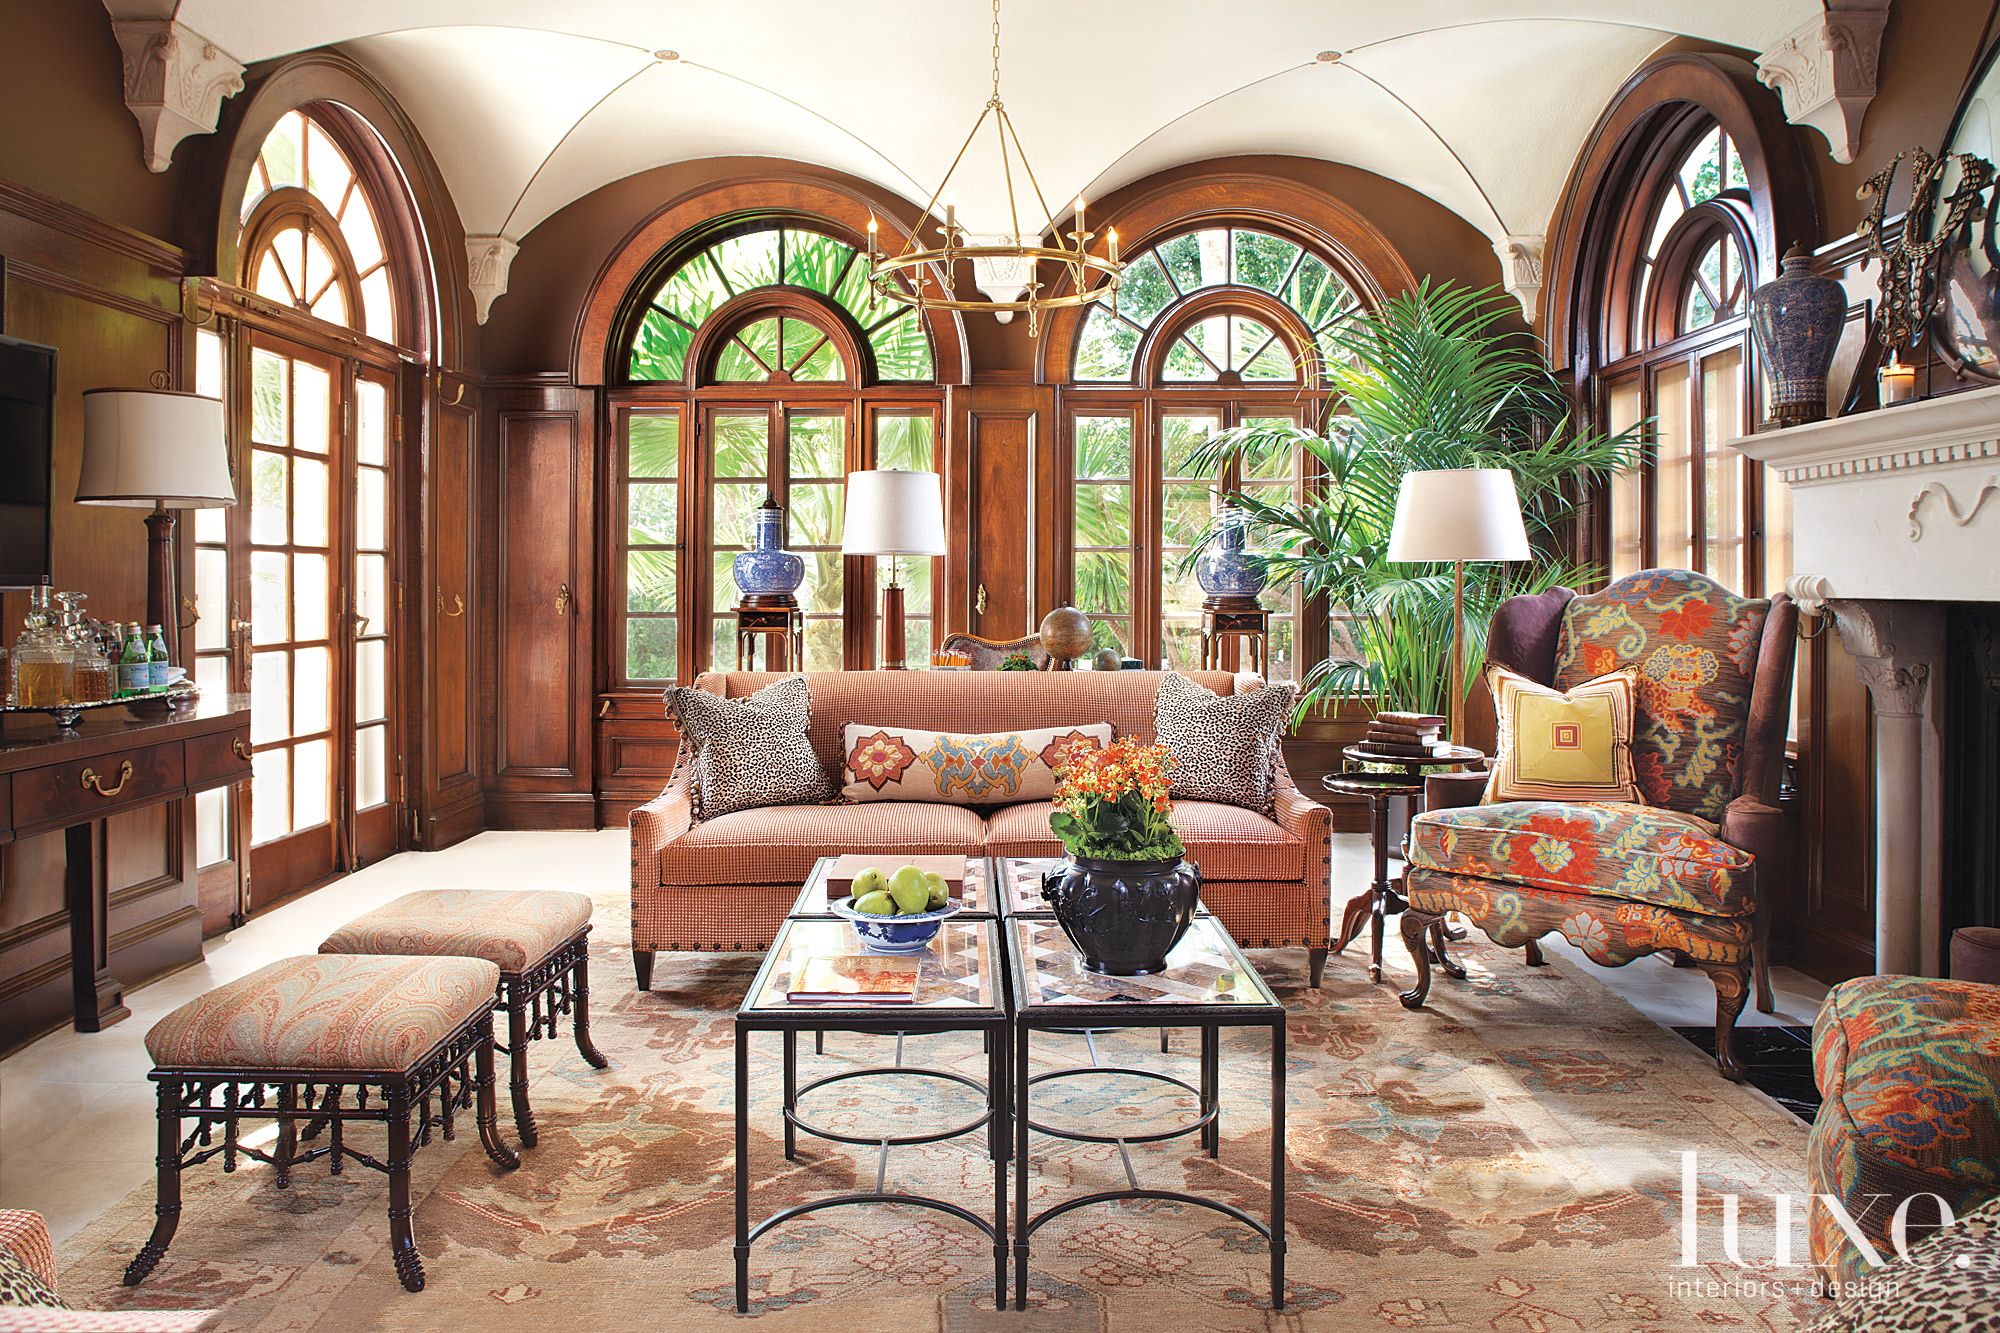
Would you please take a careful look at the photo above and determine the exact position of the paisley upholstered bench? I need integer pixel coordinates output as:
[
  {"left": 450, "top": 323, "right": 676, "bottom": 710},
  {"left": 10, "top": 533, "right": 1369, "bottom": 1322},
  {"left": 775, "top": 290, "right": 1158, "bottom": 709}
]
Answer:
[
  {"left": 123, "top": 954, "right": 519, "bottom": 1294},
  {"left": 320, "top": 889, "right": 607, "bottom": 1149}
]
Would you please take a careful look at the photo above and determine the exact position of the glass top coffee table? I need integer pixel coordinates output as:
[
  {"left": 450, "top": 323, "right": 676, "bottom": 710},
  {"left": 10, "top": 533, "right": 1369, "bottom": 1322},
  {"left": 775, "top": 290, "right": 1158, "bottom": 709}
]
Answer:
[
  {"left": 1003, "top": 913, "right": 1288, "bottom": 1311},
  {"left": 734, "top": 915, "right": 1009, "bottom": 1312}
]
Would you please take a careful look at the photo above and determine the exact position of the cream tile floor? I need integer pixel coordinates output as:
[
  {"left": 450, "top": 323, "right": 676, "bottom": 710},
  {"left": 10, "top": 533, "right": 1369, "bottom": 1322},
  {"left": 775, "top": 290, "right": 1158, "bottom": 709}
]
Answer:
[{"left": 0, "top": 829, "right": 1827, "bottom": 1248}]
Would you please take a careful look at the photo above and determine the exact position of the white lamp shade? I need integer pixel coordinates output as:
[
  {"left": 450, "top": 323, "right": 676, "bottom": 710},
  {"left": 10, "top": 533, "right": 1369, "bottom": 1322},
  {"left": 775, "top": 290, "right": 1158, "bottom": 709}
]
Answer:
[
  {"left": 840, "top": 469, "right": 946, "bottom": 556},
  {"left": 1386, "top": 468, "right": 1530, "bottom": 563},
  {"left": 77, "top": 388, "right": 233, "bottom": 509}
]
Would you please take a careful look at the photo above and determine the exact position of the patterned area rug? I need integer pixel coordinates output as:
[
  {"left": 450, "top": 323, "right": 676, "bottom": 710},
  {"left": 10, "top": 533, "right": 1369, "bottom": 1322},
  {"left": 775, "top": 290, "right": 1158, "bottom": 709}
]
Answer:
[{"left": 58, "top": 889, "right": 1821, "bottom": 1331}]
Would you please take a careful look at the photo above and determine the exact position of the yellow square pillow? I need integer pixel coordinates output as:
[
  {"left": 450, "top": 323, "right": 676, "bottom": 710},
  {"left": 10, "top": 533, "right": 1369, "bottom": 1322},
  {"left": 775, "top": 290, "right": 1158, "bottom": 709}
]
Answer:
[{"left": 1483, "top": 666, "right": 1642, "bottom": 805}]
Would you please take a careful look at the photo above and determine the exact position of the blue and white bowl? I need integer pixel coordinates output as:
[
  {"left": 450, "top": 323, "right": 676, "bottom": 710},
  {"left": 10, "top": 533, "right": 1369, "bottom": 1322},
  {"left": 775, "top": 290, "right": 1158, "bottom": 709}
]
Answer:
[{"left": 831, "top": 898, "right": 961, "bottom": 953}]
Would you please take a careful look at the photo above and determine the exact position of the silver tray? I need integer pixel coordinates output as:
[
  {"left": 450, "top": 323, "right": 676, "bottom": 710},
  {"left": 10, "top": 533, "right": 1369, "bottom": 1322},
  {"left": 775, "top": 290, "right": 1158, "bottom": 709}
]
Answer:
[{"left": 0, "top": 684, "right": 200, "bottom": 730}]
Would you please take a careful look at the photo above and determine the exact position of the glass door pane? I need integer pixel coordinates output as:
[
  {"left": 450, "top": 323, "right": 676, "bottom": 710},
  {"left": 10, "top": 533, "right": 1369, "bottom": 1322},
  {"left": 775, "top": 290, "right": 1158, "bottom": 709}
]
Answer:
[
  {"left": 1159, "top": 412, "right": 1221, "bottom": 670},
  {"left": 875, "top": 412, "right": 937, "bottom": 664},
  {"left": 1652, "top": 361, "right": 1694, "bottom": 572},
  {"left": 1699, "top": 345, "right": 1747, "bottom": 591},
  {"left": 1607, "top": 377, "right": 1645, "bottom": 580},
  {"left": 709, "top": 410, "right": 771, "bottom": 671},
  {"left": 785, "top": 411, "right": 845, "bottom": 671},
  {"left": 622, "top": 410, "right": 681, "bottom": 682},
  {"left": 1240, "top": 413, "right": 1304, "bottom": 681},
  {"left": 247, "top": 343, "right": 338, "bottom": 849},
  {"left": 352, "top": 373, "right": 392, "bottom": 812}
]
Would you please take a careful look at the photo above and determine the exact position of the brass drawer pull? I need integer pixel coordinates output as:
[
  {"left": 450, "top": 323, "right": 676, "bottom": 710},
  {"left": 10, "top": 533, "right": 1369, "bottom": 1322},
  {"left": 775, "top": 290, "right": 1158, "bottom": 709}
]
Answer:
[
  {"left": 81, "top": 760, "right": 134, "bottom": 798},
  {"left": 232, "top": 738, "right": 251, "bottom": 761},
  {"left": 438, "top": 592, "right": 465, "bottom": 618}
]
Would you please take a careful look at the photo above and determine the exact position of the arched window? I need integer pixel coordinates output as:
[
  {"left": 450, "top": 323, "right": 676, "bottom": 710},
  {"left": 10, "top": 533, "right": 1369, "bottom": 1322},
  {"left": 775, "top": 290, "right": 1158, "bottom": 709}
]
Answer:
[
  {"left": 1597, "top": 118, "right": 1781, "bottom": 595},
  {"left": 200, "top": 98, "right": 426, "bottom": 908},
  {"left": 611, "top": 220, "right": 944, "bottom": 682},
  {"left": 238, "top": 110, "right": 396, "bottom": 344},
  {"left": 1062, "top": 225, "right": 1364, "bottom": 681}
]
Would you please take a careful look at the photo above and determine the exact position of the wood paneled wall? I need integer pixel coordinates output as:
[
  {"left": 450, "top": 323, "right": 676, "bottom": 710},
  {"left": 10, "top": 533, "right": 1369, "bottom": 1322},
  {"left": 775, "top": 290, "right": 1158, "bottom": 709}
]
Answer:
[{"left": 0, "top": 181, "right": 204, "bottom": 1041}]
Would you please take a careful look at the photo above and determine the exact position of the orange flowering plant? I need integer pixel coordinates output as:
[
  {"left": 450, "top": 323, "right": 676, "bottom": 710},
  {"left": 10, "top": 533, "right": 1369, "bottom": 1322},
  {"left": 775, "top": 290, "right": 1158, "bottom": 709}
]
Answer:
[{"left": 1049, "top": 738, "right": 1186, "bottom": 862}]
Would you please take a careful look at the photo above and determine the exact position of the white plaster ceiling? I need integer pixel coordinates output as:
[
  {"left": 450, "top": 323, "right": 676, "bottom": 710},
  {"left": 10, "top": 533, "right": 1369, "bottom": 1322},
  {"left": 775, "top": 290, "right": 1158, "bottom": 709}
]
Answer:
[{"left": 115, "top": 1, "right": 1823, "bottom": 248}]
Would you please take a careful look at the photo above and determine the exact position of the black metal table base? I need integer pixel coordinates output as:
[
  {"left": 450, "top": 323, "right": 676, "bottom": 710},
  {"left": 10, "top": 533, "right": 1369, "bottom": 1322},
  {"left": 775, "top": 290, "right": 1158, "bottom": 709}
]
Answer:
[
  {"left": 1012, "top": 1022, "right": 1286, "bottom": 1311},
  {"left": 735, "top": 1023, "right": 1010, "bottom": 1313}
]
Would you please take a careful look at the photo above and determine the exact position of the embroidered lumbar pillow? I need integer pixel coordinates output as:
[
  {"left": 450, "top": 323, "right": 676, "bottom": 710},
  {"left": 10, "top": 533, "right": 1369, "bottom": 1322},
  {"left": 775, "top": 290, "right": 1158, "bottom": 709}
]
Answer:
[
  {"left": 667, "top": 675, "right": 828, "bottom": 820},
  {"left": 841, "top": 722, "right": 1113, "bottom": 805},
  {"left": 1483, "top": 666, "right": 1642, "bottom": 805},
  {"left": 1153, "top": 672, "right": 1295, "bottom": 812}
]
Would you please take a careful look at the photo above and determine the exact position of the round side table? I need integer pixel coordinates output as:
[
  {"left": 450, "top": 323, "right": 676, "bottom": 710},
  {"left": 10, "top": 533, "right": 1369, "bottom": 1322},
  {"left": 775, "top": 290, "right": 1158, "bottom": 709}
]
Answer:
[{"left": 1324, "top": 744, "right": 1484, "bottom": 984}]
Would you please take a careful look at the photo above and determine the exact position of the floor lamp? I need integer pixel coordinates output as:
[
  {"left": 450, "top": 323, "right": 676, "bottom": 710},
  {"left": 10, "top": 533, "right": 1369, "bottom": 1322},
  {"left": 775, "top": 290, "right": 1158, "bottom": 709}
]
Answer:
[
  {"left": 76, "top": 388, "right": 235, "bottom": 667},
  {"left": 841, "top": 469, "right": 946, "bottom": 669},
  {"left": 1386, "top": 468, "right": 1529, "bottom": 745}
]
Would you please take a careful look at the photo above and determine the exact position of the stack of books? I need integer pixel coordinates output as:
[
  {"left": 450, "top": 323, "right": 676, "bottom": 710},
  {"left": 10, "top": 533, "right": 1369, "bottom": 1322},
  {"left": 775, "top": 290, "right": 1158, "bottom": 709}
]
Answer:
[
  {"left": 1354, "top": 711, "right": 1453, "bottom": 761},
  {"left": 786, "top": 954, "right": 921, "bottom": 1004}
]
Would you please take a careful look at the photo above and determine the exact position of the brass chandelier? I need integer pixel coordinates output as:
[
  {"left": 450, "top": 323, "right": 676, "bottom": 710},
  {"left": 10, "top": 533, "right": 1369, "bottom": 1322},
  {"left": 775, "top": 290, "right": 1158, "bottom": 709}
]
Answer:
[{"left": 865, "top": 0, "right": 1123, "bottom": 335}]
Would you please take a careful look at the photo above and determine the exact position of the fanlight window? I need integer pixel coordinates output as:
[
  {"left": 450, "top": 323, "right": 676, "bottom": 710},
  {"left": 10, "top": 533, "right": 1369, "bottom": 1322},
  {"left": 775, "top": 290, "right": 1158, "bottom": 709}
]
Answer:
[
  {"left": 238, "top": 109, "right": 394, "bottom": 342},
  {"left": 625, "top": 227, "right": 933, "bottom": 383},
  {"left": 1074, "top": 228, "right": 1360, "bottom": 382},
  {"left": 1634, "top": 124, "right": 1749, "bottom": 343}
]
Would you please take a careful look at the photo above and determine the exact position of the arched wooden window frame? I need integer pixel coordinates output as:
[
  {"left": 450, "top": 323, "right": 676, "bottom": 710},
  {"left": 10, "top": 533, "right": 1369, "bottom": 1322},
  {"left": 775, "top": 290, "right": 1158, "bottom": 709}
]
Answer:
[
  {"left": 1542, "top": 54, "right": 1816, "bottom": 589},
  {"left": 599, "top": 204, "right": 961, "bottom": 682},
  {"left": 239, "top": 189, "right": 371, "bottom": 335},
  {"left": 1041, "top": 180, "right": 1408, "bottom": 679}
]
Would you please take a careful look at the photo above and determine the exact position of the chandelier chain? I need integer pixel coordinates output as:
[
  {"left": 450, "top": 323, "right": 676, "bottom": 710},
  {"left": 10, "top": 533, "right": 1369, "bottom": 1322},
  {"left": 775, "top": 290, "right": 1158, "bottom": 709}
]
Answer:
[{"left": 990, "top": 0, "right": 1003, "bottom": 107}]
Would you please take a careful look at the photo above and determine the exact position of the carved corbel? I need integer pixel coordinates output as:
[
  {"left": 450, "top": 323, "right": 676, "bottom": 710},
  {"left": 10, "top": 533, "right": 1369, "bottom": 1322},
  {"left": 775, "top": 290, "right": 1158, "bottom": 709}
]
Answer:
[
  {"left": 1828, "top": 598, "right": 1944, "bottom": 718},
  {"left": 1755, "top": 2, "right": 1890, "bottom": 165},
  {"left": 465, "top": 236, "right": 520, "bottom": 325},
  {"left": 110, "top": 19, "right": 245, "bottom": 173},
  {"left": 1491, "top": 235, "right": 1544, "bottom": 323}
]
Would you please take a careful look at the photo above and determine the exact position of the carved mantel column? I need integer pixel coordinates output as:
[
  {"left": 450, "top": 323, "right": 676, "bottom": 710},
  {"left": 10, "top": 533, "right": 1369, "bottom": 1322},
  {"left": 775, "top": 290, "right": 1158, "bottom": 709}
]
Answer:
[{"left": 1826, "top": 596, "right": 1946, "bottom": 975}]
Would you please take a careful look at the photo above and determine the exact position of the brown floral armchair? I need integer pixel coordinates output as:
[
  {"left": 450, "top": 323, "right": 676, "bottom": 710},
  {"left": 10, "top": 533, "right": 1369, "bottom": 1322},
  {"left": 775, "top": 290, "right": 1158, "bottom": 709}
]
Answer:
[{"left": 1397, "top": 569, "right": 1799, "bottom": 1081}]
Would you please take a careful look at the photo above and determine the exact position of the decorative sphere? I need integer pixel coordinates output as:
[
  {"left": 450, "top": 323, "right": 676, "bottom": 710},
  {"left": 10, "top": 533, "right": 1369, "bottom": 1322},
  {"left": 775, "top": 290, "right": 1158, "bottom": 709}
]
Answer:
[
  {"left": 1039, "top": 606, "right": 1094, "bottom": 661},
  {"left": 1092, "top": 648, "right": 1122, "bottom": 672}
]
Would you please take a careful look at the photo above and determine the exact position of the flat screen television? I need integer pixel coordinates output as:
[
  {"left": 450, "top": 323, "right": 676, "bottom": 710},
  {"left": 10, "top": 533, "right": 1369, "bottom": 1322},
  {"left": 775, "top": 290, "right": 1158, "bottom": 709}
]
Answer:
[{"left": 0, "top": 334, "right": 56, "bottom": 590}]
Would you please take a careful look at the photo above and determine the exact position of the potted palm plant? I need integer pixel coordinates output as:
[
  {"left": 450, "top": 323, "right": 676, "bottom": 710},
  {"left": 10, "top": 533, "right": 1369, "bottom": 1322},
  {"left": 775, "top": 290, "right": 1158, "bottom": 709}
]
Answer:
[
  {"left": 1042, "top": 739, "right": 1201, "bottom": 974},
  {"left": 1180, "top": 280, "right": 1644, "bottom": 721}
]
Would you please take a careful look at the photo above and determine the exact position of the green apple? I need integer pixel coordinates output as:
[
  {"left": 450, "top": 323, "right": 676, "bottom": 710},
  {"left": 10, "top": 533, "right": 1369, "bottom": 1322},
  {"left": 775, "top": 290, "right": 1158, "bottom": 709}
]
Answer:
[
  {"left": 924, "top": 872, "right": 949, "bottom": 910},
  {"left": 850, "top": 867, "right": 888, "bottom": 901},
  {"left": 852, "top": 889, "right": 896, "bottom": 916},
  {"left": 888, "top": 865, "right": 931, "bottom": 914}
]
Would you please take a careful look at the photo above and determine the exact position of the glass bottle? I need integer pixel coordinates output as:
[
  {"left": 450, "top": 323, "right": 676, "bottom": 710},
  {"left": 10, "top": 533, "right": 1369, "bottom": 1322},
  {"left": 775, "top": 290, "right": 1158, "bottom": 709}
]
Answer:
[
  {"left": 145, "top": 624, "right": 170, "bottom": 690},
  {"left": 71, "top": 618, "right": 115, "bottom": 704},
  {"left": 118, "top": 622, "right": 150, "bottom": 697},
  {"left": 13, "top": 581, "right": 72, "bottom": 708}
]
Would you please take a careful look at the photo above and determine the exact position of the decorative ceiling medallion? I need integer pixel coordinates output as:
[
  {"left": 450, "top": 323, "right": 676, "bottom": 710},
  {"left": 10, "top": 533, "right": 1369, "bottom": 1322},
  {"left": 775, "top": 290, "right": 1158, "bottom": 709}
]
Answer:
[{"left": 865, "top": 0, "right": 1122, "bottom": 335}]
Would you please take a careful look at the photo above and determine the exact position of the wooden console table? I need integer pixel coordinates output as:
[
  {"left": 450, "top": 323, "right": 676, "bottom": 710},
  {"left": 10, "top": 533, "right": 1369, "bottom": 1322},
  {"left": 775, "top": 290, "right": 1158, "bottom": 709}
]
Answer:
[{"left": 0, "top": 694, "right": 250, "bottom": 1036}]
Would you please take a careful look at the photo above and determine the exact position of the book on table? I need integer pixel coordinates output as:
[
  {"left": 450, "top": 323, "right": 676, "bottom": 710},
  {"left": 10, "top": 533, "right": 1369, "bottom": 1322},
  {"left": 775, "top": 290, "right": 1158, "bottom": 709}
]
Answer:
[{"left": 787, "top": 953, "right": 922, "bottom": 1004}]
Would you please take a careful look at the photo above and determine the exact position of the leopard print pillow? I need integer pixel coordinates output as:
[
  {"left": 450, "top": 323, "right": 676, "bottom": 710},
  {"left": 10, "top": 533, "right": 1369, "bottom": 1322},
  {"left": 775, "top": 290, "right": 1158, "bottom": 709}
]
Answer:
[
  {"left": 1154, "top": 672, "right": 1295, "bottom": 813},
  {"left": 667, "top": 676, "right": 829, "bottom": 821},
  {"left": 0, "top": 1241, "right": 64, "bottom": 1308}
]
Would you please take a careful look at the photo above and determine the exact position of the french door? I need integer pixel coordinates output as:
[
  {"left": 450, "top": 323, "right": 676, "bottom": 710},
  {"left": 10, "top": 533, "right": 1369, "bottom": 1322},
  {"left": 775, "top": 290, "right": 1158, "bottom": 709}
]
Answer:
[{"left": 242, "top": 333, "right": 400, "bottom": 906}]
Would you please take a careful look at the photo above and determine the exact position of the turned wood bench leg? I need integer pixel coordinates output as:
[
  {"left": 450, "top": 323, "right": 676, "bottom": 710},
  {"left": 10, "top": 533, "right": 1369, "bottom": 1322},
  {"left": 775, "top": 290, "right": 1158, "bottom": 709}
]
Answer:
[
  {"left": 387, "top": 1088, "right": 423, "bottom": 1293},
  {"left": 506, "top": 993, "right": 538, "bottom": 1150},
  {"left": 122, "top": 1078, "right": 182, "bottom": 1287},
  {"left": 572, "top": 950, "right": 609, "bottom": 1070}
]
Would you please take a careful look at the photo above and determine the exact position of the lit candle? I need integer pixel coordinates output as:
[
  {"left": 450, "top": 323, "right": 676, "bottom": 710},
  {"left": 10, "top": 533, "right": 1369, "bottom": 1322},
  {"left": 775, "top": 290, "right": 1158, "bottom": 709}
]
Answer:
[
  {"left": 1074, "top": 195, "right": 1085, "bottom": 240},
  {"left": 1879, "top": 352, "right": 1915, "bottom": 405},
  {"left": 1107, "top": 227, "right": 1119, "bottom": 263}
]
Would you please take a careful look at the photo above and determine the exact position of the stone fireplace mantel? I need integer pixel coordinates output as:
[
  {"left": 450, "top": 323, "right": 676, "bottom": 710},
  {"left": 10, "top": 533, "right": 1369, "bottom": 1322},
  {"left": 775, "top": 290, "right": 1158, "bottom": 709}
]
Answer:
[{"left": 1734, "top": 386, "right": 2000, "bottom": 976}]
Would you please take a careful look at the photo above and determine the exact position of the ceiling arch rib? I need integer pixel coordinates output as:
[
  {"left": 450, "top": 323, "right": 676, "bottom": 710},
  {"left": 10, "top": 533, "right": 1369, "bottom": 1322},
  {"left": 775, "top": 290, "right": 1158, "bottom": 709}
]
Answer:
[{"left": 144, "top": 2, "right": 1827, "bottom": 288}]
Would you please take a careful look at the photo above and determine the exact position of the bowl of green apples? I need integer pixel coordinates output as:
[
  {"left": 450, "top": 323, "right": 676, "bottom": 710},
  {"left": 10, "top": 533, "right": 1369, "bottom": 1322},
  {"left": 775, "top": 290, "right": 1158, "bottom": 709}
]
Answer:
[{"left": 831, "top": 864, "right": 960, "bottom": 953}]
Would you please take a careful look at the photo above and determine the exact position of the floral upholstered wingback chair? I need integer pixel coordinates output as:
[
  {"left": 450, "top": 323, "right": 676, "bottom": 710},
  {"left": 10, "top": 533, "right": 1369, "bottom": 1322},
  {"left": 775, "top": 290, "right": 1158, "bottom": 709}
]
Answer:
[{"left": 1398, "top": 569, "right": 1798, "bottom": 1081}]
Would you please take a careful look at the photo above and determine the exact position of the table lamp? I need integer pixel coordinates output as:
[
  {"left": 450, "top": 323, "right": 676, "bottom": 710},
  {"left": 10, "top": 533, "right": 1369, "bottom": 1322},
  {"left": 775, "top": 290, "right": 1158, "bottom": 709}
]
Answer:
[
  {"left": 76, "top": 388, "right": 234, "bottom": 666},
  {"left": 841, "top": 469, "right": 945, "bottom": 669},
  {"left": 1386, "top": 468, "right": 1529, "bottom": 744}
]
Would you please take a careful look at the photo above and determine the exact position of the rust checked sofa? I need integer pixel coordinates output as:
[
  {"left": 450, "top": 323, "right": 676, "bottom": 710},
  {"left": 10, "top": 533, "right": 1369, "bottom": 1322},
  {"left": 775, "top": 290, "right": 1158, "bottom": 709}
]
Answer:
[{"left": 630, "top": 669, "right": 1333, "bottom": 986}]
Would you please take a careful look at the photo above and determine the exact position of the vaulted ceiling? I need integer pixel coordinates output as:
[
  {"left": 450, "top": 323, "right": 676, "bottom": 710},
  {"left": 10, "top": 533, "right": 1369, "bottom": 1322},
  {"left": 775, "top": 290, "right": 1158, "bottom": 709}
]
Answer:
[{"left": 111, "top": 2, "right": 1825, "bottom": 249}]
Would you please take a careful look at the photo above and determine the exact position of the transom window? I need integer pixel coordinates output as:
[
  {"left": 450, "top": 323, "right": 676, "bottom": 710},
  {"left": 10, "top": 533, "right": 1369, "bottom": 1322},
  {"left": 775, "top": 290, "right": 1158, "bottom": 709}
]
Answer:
[
  {"left": 625, "top": 226, "right": 933, "bottom": 384},
  {"left": 239, "top": 110, "right": 394, "bottom": 343},
  {"left": 1075, "top": 227, "right": 1360, "bottom": 383},
  {"left": 1633, "top": 124, "right": 1750, "bottom": 346}
]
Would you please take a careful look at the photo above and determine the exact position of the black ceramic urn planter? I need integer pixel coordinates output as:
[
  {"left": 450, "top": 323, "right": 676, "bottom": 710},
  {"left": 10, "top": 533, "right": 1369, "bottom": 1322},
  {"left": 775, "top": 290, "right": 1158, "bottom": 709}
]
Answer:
[{"left": 1040, "top": 854, "right": 1202, "bottom": 975}]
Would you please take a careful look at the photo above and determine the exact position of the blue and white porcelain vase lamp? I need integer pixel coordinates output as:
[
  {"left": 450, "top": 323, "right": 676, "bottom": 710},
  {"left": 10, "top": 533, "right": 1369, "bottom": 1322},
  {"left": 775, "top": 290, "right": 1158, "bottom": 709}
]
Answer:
[
  {"left": 731, "top": 495, "right": 805, "bottom": 603},
  {"left": 1751, "top": 243, "right": 1846, "bottom": 428},
  {"left": 1194, "top": 503, "right": 1268, "bottom": 601}
]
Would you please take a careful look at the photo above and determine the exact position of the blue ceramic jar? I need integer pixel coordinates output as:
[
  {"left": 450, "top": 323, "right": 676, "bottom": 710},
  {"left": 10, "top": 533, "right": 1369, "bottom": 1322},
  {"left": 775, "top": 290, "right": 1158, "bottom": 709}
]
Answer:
[
  {"left": 1194, "top": 505, "right": 1267, "bottom": 598},
  {"left": 731, "top": 495, "right": 805, "bottom": 598}
]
